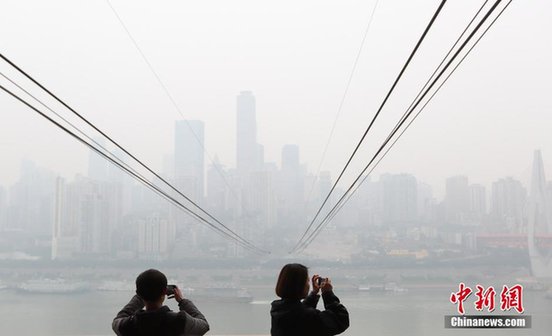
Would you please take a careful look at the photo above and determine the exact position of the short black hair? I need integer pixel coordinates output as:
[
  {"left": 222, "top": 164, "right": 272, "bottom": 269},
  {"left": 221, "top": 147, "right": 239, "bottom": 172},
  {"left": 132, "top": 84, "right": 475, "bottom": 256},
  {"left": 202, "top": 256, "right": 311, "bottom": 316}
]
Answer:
[
  {"left": 275, "top": 263, "right": 308, "bottom": 300},
  {"left": 136, "top": 269, "right": 168, "bottom": 302}
]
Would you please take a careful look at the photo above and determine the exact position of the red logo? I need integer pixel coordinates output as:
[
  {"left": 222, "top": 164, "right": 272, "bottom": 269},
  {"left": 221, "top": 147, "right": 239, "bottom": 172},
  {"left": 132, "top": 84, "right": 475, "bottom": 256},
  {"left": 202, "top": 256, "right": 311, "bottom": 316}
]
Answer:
[
  {"left": 500, "top": 284, "right": 524, "bottom": 313},
  {"left": 450, "top": 283, "right": 524, "bottom": 315},
  {"left": 474, "top": 285, "right": 496, "bottom": 312},
  {"left": 450, "top": 282, "right": 472, "bottom": 314}
]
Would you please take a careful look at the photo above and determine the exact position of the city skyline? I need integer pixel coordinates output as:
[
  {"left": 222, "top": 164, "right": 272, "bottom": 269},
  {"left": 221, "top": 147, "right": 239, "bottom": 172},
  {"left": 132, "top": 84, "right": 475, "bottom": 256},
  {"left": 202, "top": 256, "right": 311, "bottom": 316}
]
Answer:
[
  {"left": 1, "top": 2, "right": 551, "bottom": 335},
  {"left": 2, "top": 1, "right": 551, "bottom": 200},
  {"left": 0, "top": 87, "right": 550, "bottom": 260}
]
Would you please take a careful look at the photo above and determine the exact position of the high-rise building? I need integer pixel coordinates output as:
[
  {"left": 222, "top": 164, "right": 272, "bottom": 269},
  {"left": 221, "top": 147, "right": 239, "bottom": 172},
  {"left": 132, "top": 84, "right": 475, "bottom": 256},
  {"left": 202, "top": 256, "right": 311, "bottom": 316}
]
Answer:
[
  {"left": 175, "top": 120, "right": 205, "bottom": 200},
  {"left": 529, "top": 150, "right": 551, "bottom": 232},
  {"left": 279, "top": 145, "right": 304, "bottom": 217},
  {"left": 528, "top": 150, "right": 552, "bottom": 277},
  {"left": 469, "top": 184, "right": 486, "bottom": 222},
  {"left": 248, "top": 170, "right": 277, "bottom": 233},
  {"left": 8, "top": 160, "right": 55, "bottom": 234},
  {"left": 137, "top": 213, "right": 175, "bottom": 258},
  {"left": 206, "top": 157, "right": 229, "bottom": 217},
  {"left": 236, "top": 91, "right": 261, "bottom": 173},
  {"left": 380, "top": 174, "right": 418, "bottom": 226},
  {"left": 318, "top": 171, "right": 332, "bottom": 204},
  {"left": 417, "top": 182, "right": 434, "bottom": 223},
  {"left": 490, "top": 177, "right": 526, "bottom": 232},
  {"left": 51, "top": 177, "right": 79, "bottom": 259},
  {"left": 445, "top": 175, "right": 470, "bottom": 225}
]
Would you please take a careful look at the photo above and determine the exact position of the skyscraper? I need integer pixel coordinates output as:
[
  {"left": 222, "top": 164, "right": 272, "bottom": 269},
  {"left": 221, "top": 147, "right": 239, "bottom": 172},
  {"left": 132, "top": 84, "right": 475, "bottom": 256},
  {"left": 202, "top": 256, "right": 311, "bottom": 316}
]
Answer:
[
  {"left": 279, "top": 145, "right": 304, "bottom": 219},
  {"left": 529, "top": 150, "right": 551, "bottom": 232},
  {"left": 528, "top": 150, "right": 552, "bottom": 277},
  {"left": 490, "top": 177, "right": 526, "bottom": 232},
  {"left": 137, "top": 213, "right": 175, "bottom": 258},
  {"left": 445, "top": 175, "right": 470, "bottom": 225},
  {"left": 206, "top": 157, "right": 229, "bottom": 217},
  {"left": 380, "top": 173, "right": 418, "bottom": 226},
  {"left": 51, "top": 177, "right": 79, "bottom": 260},
  {"left": 175, "top": 120, "right": 205, "bottom": 200},
  {"left": 236, "top": 91, "right": 261, "bottom": 173},
  {"left": 469, "top": 184, "right": 486, "bottom": 221}
]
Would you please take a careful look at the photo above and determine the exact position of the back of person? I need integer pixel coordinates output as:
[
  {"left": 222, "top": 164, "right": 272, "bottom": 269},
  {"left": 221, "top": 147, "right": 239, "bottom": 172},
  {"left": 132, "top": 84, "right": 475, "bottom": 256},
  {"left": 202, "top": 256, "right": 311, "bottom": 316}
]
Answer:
[
  {"left": 112, "top": 269, "right": 209, "bottom": 336},
  {"left": 270, "top": 263, "right": 349, "bottom": 336},
  {"left": 119, "top": 307, "right": 182, "bottom": 336}
]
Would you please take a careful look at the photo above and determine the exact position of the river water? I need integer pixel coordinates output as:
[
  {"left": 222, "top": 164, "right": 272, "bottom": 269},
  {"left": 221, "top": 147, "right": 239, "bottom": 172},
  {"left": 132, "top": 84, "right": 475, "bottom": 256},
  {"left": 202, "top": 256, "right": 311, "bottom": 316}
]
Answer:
[{"left": 0, "top": 288, "right": 550, "bottom": 335}]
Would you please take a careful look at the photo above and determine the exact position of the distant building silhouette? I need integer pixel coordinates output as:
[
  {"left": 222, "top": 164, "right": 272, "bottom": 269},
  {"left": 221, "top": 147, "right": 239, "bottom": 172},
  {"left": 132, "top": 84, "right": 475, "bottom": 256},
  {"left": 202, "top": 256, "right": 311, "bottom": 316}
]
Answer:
[
  {"left": 236, "top": 91, "right": 262, "bottom": 173},
  {"left": 528, "top": 150, "right": 552, "bottom": 278},
  {"left": 468, "top": 184, "right": 486, "bottom": 223},
  {"left": 137, "top": 212, "right": 175, "bottom": 258},
  {"left": 490, "top": 177, "right": 526, "bottom": 232},
  {"left": 380, "top": 173, "right": 418, "bottom": 226},
  {"left": 445, "top": 175, "right": 470, "bottom": 225}
]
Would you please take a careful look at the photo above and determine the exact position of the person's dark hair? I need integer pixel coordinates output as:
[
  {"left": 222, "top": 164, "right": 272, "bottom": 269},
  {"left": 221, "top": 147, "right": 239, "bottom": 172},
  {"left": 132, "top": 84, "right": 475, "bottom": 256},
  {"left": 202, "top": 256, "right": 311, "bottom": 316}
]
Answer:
[
  {"left": 275, "top": 263, "right": 309, "bottom": 300},
  {"left": 136, "top": 269, "right": 168, "bottom": 302}
]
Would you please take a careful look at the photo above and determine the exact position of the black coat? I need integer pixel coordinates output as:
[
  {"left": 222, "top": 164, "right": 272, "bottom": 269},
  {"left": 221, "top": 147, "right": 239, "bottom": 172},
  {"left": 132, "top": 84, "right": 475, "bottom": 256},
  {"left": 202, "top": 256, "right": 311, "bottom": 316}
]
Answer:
[
  {"left": 112, "top": 295, "right": 210, "bottom": 336},
  {"left": 270, "top": 290, "right": 350, "bottom": 336}
]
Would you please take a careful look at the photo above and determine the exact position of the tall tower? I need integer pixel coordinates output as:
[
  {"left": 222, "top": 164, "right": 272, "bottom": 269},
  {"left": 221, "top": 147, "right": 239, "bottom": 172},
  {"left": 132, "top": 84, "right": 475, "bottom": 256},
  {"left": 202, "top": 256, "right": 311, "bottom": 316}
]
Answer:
[
  {"left": 530, "top": 150, "right": 550, "bottom": 227},
  {"left": 236, "top": 91, "right": 260, "bottom": 173},
  {"left": 174, "top": 120, "right": 205, "bottom": 200},
  {"left": 528, "top": 150, "right": 552, "bottom": 278},
  {"left": 445, "top": 175, "right": 470, "bottom": 225}
]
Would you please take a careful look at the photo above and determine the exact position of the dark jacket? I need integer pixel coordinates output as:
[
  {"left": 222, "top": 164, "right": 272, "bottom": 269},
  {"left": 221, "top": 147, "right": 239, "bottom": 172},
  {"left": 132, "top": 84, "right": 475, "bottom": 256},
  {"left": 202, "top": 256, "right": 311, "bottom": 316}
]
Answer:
[
  {"left": 271, "top": 290, "right": 350, "bottom": 336},
  {"left": 112, "top": 295, "right": 209, "bottom": 336}
]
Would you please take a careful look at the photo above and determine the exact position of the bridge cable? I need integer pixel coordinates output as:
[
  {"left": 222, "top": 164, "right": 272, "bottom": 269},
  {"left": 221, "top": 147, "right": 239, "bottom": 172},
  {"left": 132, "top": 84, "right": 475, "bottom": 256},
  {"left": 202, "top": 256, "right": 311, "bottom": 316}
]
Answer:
[
  {"left": 296, "top": 0, "right": 511, "bottom": 252},
  {"left": 293, "top": 0, "right": 448, "bottom": 252}
]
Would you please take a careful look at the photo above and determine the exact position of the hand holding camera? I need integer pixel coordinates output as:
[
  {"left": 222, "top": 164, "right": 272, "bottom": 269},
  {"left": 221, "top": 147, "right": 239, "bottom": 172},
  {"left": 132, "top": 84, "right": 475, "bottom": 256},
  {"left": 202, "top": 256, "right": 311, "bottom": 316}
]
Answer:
[
  {"left": 320, "top": 277, "right": 333, "bottom": 293},
  {"left": 166, "top": 284, "right": 184, "bottom": 303},
  {"left": 312, "top": 275, "right": 332, "bottom": 294}
]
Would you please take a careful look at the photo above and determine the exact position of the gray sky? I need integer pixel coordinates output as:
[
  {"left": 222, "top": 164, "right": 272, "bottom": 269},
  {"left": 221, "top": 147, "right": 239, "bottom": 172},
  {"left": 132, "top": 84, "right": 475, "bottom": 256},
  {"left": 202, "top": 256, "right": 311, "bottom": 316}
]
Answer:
[{"left": 1, "top": 0, "right": 551, "bottom": 198}]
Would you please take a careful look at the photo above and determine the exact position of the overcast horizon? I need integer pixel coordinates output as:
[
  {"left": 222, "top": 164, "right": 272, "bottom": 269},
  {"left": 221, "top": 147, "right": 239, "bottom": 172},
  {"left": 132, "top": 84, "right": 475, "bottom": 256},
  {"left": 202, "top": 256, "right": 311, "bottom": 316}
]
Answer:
[{"left": 2, "top": 0, "right": 551, "bottom": 199}]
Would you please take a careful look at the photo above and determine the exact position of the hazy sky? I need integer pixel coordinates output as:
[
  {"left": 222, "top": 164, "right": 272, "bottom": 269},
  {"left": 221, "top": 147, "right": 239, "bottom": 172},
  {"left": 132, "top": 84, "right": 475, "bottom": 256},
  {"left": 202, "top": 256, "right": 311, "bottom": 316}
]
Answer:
[{"left": 1, "top": 0, "right": 551, "bottom": 199}]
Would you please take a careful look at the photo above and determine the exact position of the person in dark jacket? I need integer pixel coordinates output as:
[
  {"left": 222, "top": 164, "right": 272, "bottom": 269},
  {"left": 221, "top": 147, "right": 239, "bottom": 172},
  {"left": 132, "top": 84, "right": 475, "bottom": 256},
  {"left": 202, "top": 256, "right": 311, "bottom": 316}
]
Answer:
[
  {"left": 112, "top": 269, "right": 209, "bottom": 336},
  {"left": 270, "top": 263, "right": 350, "bottom": 336}
]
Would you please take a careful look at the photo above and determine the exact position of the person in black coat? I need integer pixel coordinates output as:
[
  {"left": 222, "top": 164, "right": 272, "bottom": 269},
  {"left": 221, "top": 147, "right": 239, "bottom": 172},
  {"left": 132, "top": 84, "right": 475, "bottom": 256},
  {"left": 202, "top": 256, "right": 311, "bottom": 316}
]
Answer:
[
  {"left": 112, "top": 269, "right": 209, "bottom": 336},
  {"left": 270, "top": 263, "right": 350, "bottom": 336}
]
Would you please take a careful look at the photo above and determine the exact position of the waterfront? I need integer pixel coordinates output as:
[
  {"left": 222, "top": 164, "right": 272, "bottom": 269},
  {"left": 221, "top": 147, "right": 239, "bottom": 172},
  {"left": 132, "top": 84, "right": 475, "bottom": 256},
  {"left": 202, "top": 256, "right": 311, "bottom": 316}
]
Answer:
[{"left": 0, "top": 287, "right": 550, "bottom": 335}]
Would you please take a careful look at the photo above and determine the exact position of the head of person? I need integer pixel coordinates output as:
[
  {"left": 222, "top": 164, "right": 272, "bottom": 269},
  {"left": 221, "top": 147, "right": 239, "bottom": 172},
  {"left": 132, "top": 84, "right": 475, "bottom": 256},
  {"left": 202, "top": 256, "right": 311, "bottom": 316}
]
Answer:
[
  {"left": 136, "top": 269, "right": 168, "bottom": 305},
  {"left": 275, "top": 263, "right": 309, "bottom": 300}
]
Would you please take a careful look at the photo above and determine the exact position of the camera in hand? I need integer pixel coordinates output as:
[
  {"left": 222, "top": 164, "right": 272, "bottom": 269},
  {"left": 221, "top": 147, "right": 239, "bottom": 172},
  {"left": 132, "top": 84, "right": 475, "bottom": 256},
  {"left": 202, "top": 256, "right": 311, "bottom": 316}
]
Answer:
[
  {"left": 316, "top": 277, "right": 327, "bottom": 286},
  {"left": 166, "top": 284, "right": 177, "bottom": 298}
]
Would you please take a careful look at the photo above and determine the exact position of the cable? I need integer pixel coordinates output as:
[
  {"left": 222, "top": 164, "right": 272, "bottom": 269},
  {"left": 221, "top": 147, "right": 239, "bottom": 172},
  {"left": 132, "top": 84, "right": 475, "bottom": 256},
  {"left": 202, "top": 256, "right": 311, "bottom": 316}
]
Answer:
[
  {"left": 298, "top": 0, "right": 506, "bottom": 252},
  {"left": 0, "top": 71, "right": 148, "bottom": 182},
  {"left": 0, "top": 82, "right": 268, "bottom": 253},
  {"left": 386, "top": 0, "right": 490, "bottom": 140},
  {"left": 305, "top": 0, "right": 381, "bottom": 207},
  {"left": 0, "top": 53, "right": 262, "bottom": 252},
  {"left": 105, "top": 0, "right": 250, "bottom": 219},
  {"left": 297, "top": 0, "right": 510, "bottom": 252},
  {"left": 293, "top": 0, "right": 448, "bottom": 252},
  {"left": 324, "top": 0, "right": 513, "bottom": 231}
]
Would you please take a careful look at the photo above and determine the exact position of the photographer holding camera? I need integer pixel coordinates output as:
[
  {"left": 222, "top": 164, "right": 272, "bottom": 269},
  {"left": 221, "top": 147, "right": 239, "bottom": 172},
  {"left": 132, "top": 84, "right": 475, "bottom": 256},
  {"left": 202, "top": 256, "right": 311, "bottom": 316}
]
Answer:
[
  {"left": 271, "top": 263, "right": 350, "bottom": 336},
  {"left": 112, "top": 269, "right": 209, "bottom": 336}
]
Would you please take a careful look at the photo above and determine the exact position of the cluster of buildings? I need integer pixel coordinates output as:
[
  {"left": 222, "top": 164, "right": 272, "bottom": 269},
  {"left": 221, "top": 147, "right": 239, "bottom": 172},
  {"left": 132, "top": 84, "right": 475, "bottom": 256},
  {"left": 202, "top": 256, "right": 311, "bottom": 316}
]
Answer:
[{"left": 0, "top": 91, "right": 551, "bottom": 261}]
